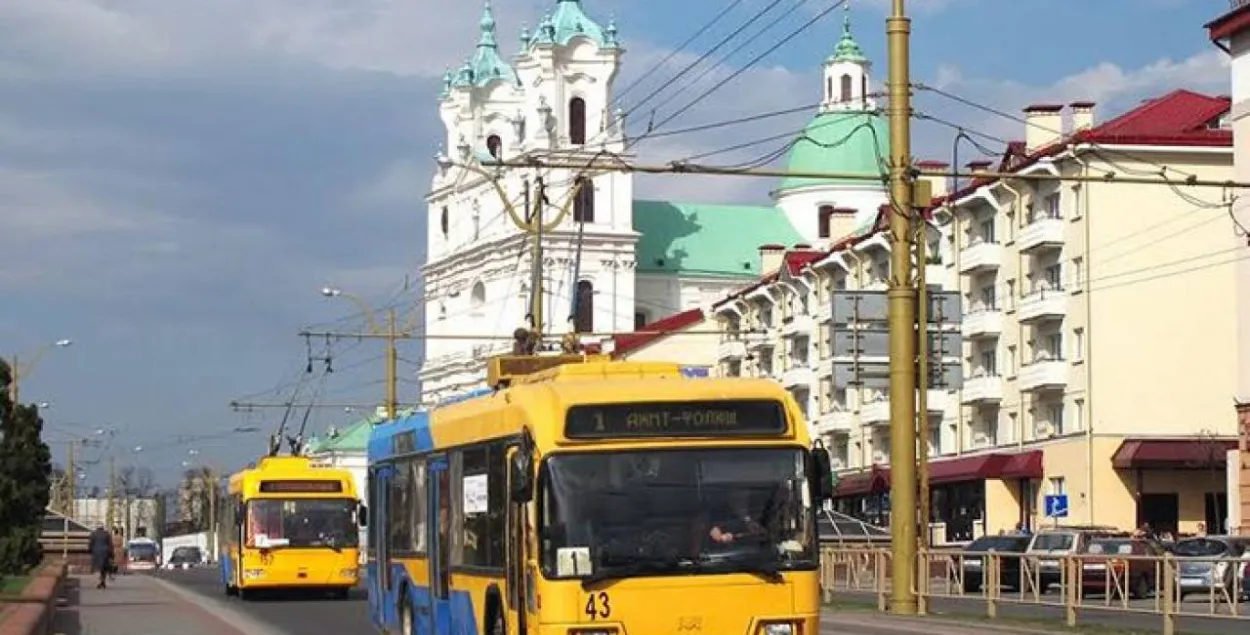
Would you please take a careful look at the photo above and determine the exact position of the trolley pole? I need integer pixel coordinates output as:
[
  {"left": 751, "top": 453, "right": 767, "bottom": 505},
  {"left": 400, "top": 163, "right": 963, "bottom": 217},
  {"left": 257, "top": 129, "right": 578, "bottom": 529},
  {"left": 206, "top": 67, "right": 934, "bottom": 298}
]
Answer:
[
  {"left": 529, "top": 177, "right": 547, "bottom": 340},
  {"left": 885, "top": 0, "right": 919, "bottom": 615}
]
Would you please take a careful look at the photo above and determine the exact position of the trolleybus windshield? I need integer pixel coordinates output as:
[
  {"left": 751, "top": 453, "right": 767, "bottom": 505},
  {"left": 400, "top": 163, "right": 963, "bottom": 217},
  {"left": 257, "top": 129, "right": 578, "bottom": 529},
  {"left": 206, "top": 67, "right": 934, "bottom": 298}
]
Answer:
[
  {"left": 246, "top": 498, "right": 359, "bottom": 549},
  {"left": 537, "top": 447, "right": 816, "bottom": 583}
]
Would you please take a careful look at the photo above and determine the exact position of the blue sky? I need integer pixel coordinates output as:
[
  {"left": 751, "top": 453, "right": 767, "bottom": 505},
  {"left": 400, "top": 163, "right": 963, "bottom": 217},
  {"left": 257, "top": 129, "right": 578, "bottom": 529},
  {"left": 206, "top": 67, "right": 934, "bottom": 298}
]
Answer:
[{"left": 1, "top": 0, "right": 1231, "bottom": 487}]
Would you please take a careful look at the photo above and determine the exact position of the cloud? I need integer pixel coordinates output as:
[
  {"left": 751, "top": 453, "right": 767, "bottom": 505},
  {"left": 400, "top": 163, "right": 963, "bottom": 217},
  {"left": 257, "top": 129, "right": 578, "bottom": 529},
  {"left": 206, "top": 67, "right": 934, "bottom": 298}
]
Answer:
[{"left": 918, "top": 49, "right": 1230, "bottom": 157}]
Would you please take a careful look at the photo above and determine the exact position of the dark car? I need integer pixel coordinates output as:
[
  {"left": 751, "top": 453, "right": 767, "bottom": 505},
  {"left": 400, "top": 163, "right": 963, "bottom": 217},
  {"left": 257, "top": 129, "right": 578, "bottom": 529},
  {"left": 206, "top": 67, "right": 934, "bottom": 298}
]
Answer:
[
  {"left": 164, "top": 546, "right": 203, "bottom": 570},
  {"left": 961, "top": 534, "right": 1031, "bottom": 593},
  {"left": 1080, "top": 538, "right": 1162, "bottom": 599}
]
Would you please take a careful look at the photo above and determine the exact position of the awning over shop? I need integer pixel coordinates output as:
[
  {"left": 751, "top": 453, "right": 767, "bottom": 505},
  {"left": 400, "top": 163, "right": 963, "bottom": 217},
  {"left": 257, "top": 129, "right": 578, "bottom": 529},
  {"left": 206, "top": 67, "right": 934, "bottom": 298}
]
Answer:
[
  {"left": 832, "top": 449, "right": 1045, "bottom": 497},
  {"left": 1111, "top": 438, "right": 1237, "bottom": 470}
]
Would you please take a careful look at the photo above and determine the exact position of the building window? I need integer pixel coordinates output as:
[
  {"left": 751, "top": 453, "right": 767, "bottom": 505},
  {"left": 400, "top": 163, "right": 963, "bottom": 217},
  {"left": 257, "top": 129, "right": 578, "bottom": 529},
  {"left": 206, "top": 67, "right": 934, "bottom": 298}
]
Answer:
[
  {"left": 839, "top": 74, "right": 852, "bottom": 102},
  {"left": 1072, "top": 257, "right": 1084, "bottom": 292},
  {"left": 486, "top": 134, "right": 502, "bottom": 160},
  {"left": 1074, "top": 399, "right": 1085, "bottom": 432},
  {"left": 818, "top": 205, "right": 835, "bottom": 238},
  {"left": 470, "top": 281, "right": 486, "bottom": 316},
  {"left": 1072, "top": 327, "right": 1084, "bottom": 362},
  {"left": 573, "top": 177, "right": 595, "bottom": 223},
  {"left": 978, "top": 218, "right": 995, "bottom": 243},
  {"left": 1048, "top": 403, "right": 1064, "bottom": 435},
  {"left": 634, "top": 311, "right": 648, "bottom": 330},
  {"left": 574, "top": 280, "right": 594, "bottom": 333},
  {"left": 1049, "top": 476, "right": 1066, "bottom": 495},
  {"left": 1043, "top": 192, "right": 1061, "bottom": 219},
  {"left": 568, "top": 97, "right": 586, "bottom": 145},
  {"left": 440, "top": 207, "right": 449, "bottom": 238},
  {"left": 826, "top": 77, "right": 833, "bottom": 101}
]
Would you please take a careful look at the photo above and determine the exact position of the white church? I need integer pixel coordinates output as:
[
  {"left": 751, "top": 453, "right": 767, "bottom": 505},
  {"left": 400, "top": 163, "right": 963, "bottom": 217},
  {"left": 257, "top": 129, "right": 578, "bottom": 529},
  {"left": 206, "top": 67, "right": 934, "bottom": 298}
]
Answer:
[{"left": 418, "top": 0, "right": 890, "bottom": 402}]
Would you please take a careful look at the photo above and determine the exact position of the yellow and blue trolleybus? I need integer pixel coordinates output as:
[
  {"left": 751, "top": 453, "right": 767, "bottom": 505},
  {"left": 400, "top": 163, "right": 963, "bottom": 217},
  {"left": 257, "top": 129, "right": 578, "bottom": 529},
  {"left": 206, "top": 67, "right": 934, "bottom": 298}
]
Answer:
[
  {"left": 366, "top": 355, "right": 834, "bottom": 635},
  {"left": 218, "top": 455, "right": 366, "bottom": 599}
]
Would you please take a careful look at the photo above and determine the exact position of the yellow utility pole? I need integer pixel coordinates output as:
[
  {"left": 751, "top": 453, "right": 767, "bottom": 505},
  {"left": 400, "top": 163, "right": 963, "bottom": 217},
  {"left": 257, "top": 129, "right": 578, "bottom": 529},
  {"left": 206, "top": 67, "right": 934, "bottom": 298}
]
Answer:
[
  {"left": 66, "top": 441, "right": 77, "bottom": 516},
  {"left": 885, "top": 0, "right": 919, "bottom": 615},
  {"left": 385, "top": 309, "right": 399, "bottom": 420},
  {"left": 107, "top": 455, "right": 116, "bottom": 530},
  {"left": 207, "top": 467, "right": 218, "bottom": 557}
]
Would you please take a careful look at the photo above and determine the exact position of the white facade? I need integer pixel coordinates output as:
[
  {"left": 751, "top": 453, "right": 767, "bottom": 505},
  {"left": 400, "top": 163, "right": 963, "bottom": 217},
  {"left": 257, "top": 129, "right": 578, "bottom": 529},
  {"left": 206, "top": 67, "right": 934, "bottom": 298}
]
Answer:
[{"left": 418, "top": 2, "right": 764, "bottom": 402}]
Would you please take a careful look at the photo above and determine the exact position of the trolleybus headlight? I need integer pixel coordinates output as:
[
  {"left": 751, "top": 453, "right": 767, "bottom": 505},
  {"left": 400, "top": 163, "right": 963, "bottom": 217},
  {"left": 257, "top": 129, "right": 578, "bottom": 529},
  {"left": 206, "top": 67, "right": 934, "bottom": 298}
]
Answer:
[
  {"left": 244, "top": 569, "right": 265, "bottom": 579},
  {"left": 760, "top": 622, "right": 795, "bottom": 635},
  {"left": 340, "top": 569, "right": 358, "bottom": 578}
]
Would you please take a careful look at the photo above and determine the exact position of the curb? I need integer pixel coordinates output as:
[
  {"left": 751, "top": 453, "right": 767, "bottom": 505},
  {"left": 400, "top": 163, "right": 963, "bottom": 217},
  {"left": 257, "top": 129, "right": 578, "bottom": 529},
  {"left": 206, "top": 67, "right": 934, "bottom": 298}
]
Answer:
[
  {"left": 822, "top": 613, "right": 1070, "bottom": 635},
  {"left": 147, "top": 576, "right": 288, "bottom": 635}
]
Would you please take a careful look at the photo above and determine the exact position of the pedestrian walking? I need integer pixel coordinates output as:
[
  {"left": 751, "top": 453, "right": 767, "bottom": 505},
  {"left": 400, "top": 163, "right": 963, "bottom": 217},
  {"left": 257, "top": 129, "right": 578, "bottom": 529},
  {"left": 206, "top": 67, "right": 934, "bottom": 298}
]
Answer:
[{"left": 88, "top": 525, "right": 114, "bottom": 590}]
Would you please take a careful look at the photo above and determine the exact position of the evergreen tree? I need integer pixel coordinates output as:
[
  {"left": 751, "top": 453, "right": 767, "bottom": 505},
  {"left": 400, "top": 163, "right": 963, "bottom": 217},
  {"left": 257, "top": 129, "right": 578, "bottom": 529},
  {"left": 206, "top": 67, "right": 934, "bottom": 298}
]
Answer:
[{"left": 0, "top": 359, "right": 52, "bottom": 574}]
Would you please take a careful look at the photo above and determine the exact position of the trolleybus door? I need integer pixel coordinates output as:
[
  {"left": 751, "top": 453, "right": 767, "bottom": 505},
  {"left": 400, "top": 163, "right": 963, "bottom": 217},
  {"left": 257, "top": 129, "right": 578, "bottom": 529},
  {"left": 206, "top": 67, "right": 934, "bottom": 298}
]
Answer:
[
  {"left": 369, "top": 465, "right": 390, "bottom": 627},
  {"left": 428, "top": 455, "right": 452, "bottom": 635},
  {"left": 505, "top": 446, "right": 529, "bottom": 635}
]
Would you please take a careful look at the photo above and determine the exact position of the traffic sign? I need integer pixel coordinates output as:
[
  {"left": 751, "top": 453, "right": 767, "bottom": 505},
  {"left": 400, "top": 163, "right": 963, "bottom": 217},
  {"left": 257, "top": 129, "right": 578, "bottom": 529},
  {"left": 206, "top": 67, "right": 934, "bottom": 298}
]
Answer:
[{"left": 1043, "top": 494, "right": 1069, "bottom": 519}]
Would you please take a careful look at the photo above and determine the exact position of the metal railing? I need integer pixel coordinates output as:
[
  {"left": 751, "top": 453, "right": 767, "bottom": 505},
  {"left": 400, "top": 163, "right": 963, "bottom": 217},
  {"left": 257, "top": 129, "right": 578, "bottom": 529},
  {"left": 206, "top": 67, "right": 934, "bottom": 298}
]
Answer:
[{"left": 820, "top": 546, "right": 1250, "bottom": 635}]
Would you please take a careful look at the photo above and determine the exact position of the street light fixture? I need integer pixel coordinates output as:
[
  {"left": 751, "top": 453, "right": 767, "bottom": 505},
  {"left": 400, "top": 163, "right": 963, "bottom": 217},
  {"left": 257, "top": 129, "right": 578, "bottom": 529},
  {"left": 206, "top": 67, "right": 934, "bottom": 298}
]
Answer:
[
  {"left": 8, "top": 337, "right": 74, "bottom": 403},
  {"left": 321, "top": 287, "right": 342, "bottom": 298}
]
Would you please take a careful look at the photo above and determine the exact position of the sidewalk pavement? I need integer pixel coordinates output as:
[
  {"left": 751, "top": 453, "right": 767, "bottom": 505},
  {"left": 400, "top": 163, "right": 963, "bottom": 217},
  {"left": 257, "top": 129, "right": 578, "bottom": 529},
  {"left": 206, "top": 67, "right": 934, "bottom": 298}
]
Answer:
[
  {"left": 821, "top": 611, "right": 1075, "bottom": 635},
  {"left": 50, "top": 574, "right": 286, "bottom": 635}
]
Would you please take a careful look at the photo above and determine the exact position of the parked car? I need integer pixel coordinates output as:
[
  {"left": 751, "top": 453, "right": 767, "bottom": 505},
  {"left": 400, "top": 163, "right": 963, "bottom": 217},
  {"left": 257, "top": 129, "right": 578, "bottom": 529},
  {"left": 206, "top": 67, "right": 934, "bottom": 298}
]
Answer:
[
  {"left": 1079, "top": 538, "right": 1162, "bottom": 599},
  {"left": 164, "top": 546, "right": 204, "bottom": 570},
  {"left": 1174, "top": 536, "right": 1248, "bottom": 599},
  {"left": 960, "top": 534, "right": 1031, "bottom": 593},
  {"left": 1025, "top": 526, "right": 1126, "bottom": 592}
]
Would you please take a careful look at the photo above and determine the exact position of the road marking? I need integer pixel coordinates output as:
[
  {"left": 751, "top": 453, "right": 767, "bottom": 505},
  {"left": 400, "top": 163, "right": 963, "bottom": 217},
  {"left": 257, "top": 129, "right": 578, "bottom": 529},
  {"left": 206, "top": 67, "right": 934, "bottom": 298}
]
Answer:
[{"left": 148, "top": 575, "right": 289, "bottom": 635}]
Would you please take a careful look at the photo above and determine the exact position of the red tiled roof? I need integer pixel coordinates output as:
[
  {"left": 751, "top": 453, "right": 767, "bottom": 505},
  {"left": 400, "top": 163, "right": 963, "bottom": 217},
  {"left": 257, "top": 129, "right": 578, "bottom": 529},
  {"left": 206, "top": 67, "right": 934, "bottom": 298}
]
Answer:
[
  {"left": 609, "top": 307, "right": 704, "bottom": 358},
  {"left": 783, "top": 250, "right": 824, "bottom": 275},
  {"left": 937, "top": 89, "right": 1232, "bottom": 207},
  {"left": 1207, "top": 2, "right": 1250, "bottom": 41}
]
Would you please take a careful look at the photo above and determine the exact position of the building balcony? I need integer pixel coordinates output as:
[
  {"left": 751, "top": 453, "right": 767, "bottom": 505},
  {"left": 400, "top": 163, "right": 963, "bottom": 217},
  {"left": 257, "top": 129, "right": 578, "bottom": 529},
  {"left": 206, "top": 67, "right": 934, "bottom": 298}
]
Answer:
[
  {"left": 1018, "top": 360, "right": 1068, "bottom": 392},
  {"left": 961, "top": 309, "right": 1003, "bottom": 338},
  {"left": 780, "top": 365, "right": 814, "bottom": 388},
  {"left": 958, "top": 241, "right": 1003, "bottom": 273},
  {"left": 812, "top": 409, "right": 854, "bottom": 435},
  {"left": 744, "top": 331, "right": 772, "bottom": 350},
  {"left": 781, "top": 314, "right": 815, "bottom": 337},
  {"left": 860, "top": 400, "right": 891, "bottom": 425},
  {"left": 717, "top": 339, "right": 746, "bottom": 360},
  {"left": 1018, "top": 289, "right": 1067, "bottom": 322},
  {"left": 961, "top": 374, "right": 1003, "bottom": 404},
  {"left": 1018, "top": 218, "right": 1065, "bottom": 253}
]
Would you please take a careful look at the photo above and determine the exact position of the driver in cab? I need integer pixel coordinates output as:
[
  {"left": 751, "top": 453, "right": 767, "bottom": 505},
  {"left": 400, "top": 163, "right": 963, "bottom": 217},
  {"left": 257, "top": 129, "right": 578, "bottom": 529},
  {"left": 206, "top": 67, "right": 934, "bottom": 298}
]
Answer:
[{"left": 706, "top": 489, "right": 765, "bottom": 545}]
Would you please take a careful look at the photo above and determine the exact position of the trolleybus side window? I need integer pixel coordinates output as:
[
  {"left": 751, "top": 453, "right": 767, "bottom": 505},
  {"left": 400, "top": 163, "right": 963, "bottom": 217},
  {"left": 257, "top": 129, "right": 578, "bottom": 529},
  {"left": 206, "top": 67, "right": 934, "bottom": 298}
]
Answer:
[
  {"left": 388, "top": 460, "right": 412, "bottom": 551},
  {"left": 459, "top": 440, "right": 508, "bottom": 569},
  {"left": 409, "top": 459, "right": 428, "bottom": 554}
]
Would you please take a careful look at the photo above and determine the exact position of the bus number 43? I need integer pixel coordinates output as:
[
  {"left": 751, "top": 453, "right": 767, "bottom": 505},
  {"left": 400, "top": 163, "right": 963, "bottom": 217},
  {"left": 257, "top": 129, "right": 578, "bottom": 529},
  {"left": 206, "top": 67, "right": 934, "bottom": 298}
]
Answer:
[{"left": 584, "top": 592, "right": 611, "bottom": 619}]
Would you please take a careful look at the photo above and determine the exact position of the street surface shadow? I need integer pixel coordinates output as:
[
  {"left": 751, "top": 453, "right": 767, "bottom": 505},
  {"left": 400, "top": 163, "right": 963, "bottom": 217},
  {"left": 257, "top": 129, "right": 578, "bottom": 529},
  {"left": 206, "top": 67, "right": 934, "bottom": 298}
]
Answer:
[{"left": 51, "top": 576, "right": 81, "bottom": 635}]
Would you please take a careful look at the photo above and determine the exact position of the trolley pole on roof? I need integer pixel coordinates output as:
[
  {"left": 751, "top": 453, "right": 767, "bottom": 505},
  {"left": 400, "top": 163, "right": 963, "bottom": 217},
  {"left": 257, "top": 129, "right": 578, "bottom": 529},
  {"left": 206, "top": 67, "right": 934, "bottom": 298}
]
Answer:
[{"left": 885, "top": 0, "right": 919, "bottom": 616}]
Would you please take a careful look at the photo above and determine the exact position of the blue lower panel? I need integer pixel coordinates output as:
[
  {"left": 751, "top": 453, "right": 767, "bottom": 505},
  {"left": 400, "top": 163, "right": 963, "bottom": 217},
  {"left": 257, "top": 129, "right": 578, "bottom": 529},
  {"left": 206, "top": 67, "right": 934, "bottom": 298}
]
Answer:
[{"left": 369, "top": 562, "right": 479, "bottom": 635}]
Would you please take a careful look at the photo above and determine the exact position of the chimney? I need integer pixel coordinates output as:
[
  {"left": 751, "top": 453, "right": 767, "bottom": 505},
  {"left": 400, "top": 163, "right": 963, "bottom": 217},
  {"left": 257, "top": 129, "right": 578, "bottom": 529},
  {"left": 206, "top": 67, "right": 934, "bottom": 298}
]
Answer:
[
  {"left": 1023, "top": 104, "right": 1063, "bottom": 153},
  {"left": 758, "top": 244, "right": 786, "bottom": 275},
  {"left": 1069, "top": 101, "right": 1095, "bottom": 133},
  {"left": 966, "top": 160, "right": 992, "bottom": 177},
  {"left": 915, "top": 160, "right": 950, "bottom": 199}
]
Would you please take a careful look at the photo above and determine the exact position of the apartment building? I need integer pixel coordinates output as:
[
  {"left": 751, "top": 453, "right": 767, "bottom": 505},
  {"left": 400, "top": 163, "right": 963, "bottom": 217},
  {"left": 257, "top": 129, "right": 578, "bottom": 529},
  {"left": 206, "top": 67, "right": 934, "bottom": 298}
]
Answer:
[
  {"left": 937, "top": 91, "right": 1236, "bottom": 536},
  {"left": 1206, "top": 0, "right": 1250, "bottom": 534}
]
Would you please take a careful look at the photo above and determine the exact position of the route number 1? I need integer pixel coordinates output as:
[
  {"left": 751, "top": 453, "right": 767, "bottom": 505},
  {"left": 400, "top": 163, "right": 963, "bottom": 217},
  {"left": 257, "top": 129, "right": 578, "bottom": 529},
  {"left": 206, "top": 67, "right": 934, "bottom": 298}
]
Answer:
[{"left": 584, "top": 592, "right": 610, "bottom": 619}]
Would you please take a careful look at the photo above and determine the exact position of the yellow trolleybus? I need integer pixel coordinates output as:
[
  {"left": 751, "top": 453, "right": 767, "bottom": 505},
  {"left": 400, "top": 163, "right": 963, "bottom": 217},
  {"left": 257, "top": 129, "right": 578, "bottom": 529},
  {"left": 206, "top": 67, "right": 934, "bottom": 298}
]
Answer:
[
  {"left": 218, "top": 455, "right": 366, "bottom": 599},
  {"left": 366, "top": 355, "right": 834, "bottom": 635}
]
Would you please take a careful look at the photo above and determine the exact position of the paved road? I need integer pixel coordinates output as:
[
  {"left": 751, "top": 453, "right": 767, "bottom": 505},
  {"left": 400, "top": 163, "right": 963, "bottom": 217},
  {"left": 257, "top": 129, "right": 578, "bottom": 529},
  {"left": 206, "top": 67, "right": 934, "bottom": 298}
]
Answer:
[
  {"left": 154, "top": 566, "right": 1250, "bottom": 635},
  {"left": 835, "top": 588, "right": 1249, "bottom": 635},
  {"left": 154, "top": 567, "right": 373, "bottom": 635}
]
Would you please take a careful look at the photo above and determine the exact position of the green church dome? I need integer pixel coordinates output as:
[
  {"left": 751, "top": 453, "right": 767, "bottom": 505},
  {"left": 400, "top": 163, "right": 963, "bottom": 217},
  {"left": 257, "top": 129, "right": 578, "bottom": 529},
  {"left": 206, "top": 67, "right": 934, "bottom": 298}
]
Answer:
[{"left": 776, "top": 110, "right": 889, "bottom": 192}]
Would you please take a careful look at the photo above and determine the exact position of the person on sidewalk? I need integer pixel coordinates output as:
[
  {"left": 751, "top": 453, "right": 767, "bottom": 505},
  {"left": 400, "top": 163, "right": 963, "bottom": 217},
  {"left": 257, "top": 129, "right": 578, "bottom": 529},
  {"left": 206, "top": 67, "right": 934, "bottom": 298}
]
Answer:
[{"left": 89, "top": 525, "right": 114, "bottom": 590}]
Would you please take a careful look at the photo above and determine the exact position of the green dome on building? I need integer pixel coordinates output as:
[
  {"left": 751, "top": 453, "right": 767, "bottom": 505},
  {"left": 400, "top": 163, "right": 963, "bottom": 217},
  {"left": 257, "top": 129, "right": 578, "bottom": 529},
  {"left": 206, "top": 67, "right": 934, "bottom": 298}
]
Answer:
[{"left": 776, "top": 7, "right": 888, "bottom": 193}]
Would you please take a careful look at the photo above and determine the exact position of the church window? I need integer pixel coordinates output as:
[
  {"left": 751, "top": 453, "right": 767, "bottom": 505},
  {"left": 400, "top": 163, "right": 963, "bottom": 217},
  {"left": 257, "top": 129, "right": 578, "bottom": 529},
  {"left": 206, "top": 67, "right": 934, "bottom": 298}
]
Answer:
[
  {"left": 826, "top": 77, "right": 833, "bottom": 101},
  {"left": 568, "top": 97, "right": 587, "bottom": 145},
  {"left": 486, "top": 135, "right": 502, "bottom": 160},
  {"left": 839, "top": 74, "right": 852, "bottom": 102},
  {"left": 573, "top": 177, "right": 595, "bottom": 223},
  {"left": 574, "top": 280, "right": 594, "bottom": 333},
  {"left": 440, "top": 206, "right": 449, "bottom": 238},
  {"left": 818, "top": 205, "right": 835, "bottom": 239},
  {"left": 470, "top": 281, "right": 486, "bottom": 316}
]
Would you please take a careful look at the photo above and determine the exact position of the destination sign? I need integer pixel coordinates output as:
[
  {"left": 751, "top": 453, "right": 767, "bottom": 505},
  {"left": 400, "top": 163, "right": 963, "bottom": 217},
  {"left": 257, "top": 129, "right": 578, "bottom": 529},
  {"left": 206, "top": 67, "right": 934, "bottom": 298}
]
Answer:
[
  {"left": 564, "top": 399, "right": 787, "bottom": 439},
  {"left": 258, "top": 480, "right": 343, "bottom": 494}
]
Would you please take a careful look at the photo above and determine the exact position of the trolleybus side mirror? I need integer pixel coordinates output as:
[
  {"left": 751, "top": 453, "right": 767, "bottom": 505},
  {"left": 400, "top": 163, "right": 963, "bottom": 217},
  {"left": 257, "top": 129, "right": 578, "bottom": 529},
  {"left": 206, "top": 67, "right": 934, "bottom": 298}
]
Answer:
[
  {"left": 810, "top": 446, "right": 834, "bottom": 502},
  {"left": 510, "top": 451, "right": 534, "bottom": 503},
  {"left": 357, "top": 503, "right": 369, "bottom": 528}
]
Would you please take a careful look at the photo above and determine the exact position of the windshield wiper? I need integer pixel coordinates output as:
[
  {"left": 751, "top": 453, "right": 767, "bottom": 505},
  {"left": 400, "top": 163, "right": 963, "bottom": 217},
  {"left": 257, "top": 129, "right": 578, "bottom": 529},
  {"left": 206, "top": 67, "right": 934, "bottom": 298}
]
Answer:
[
  {"left": 697, "top": 550, "right": 784, "bottom": 583},
  {"left": 581, "top": 555, "right": 691, "bottom": 588}
]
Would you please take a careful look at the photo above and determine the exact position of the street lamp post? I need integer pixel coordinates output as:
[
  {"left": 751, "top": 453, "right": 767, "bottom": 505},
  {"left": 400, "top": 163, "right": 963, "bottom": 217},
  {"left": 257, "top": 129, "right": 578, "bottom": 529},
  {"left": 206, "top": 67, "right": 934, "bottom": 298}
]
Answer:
[{"left": 8, "top": 338, "right": 72, "bottom": 404}]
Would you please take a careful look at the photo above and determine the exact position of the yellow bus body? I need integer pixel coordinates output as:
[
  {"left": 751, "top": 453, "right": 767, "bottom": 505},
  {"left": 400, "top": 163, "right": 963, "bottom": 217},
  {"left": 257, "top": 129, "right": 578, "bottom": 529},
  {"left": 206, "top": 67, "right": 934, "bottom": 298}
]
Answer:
[
  {"left": 369, "top": 359, "right": 822, "bottom": 635},
  {"left": 219, "top": 455, "right": 361, "bottom": 597}
]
